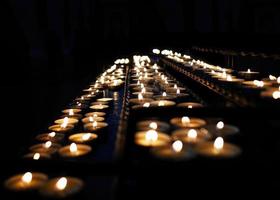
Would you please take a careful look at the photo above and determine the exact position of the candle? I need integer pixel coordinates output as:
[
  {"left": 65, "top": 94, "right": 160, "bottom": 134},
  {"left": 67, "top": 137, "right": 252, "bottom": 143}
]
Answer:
[
  {"left": 238, "top": 68, "right": 259, "bottom": 79},
  {"left": 5, "top": 172, "right": 48, "bottom": 191},
  {"left": 35, "top": 132, "right": 64, "bottom": 142},
  {"left": 150, "top": 100, "right": 176, "bottom": 107},
  {"left": 134, "top": 130, "right": 170, "bottom": 147},
  {"left": 151, "top": 140, "right": 195, "bottom": 160},
  {"left": 170, "top": 116, "right": 206, "bottom": 128},
  {"left": 205, "top": 121, "right": 239, "bottom": 136},
  {"left": 195, "top": 137, "right": 241, "bottom": 158},
  {"left": 58, "top": 143, "right": 92, "bottom": 157},
  {"left": 243, "top": 80, "right": 272, "bottom": 89},
  {"left": 69, "top": 133, "right": 98, "bottom": 143},
  {"left": 177, "top": 102, "right": 203, "bottom": 109},
  {"left": 54, "top": 117, "right": 79, "bottom": 125},
  {"left": 29, "top": 141, "right": 61, "bottom": 154},
  {"left": 90, "top": 104, "right": 109, "bottom": 110},
  {"left": 91, "top": 101, "right": 109, "bottom": 106},
  {"left": 48, "top": 124, "right": 74, "bottom": 133},
  {"left": 218, "top": 75, "right": 244, "bottom": 83},
  {"left": 85, "top": 112, "right": 106, "bottom": 117},
  {"left": 62, "top": 109, "right": 81, "bottom": 115},
  {"left": 171, "top": 128, "right": 210, "bottom": 144},
  {"left": 82, "top": 116, "right": 105, "bottom": 124},
  {"left": 136, "top": 120, "right": 170, "bottom": 132},
  {"left": 24, "top": 152, "right": 51, "bottom": 160},
  {"left": 129, "top": 93, "right": 153, "bottom": 105},
  {"left": 84, "top": 121, "right": 108, "bottom": 132},
  {"left": 39, "top": 177, "right": 83, "bottom": 198}
]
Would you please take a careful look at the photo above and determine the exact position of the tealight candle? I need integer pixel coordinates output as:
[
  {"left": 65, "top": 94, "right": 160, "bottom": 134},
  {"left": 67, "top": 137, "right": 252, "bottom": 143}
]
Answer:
[
  {"left": 205, "top": 121, "right": 239, "bottom": 136},
  {"left": 150, "top": 100, "right": 176, "bottom": 107},
  {"left": 91, "top": 101, "right": 109, "bottom": 106},
  {"left": 84, "top": 121, "right": 108, "bottom": 132},
  {"left": 136, "top": 120, "right": 170, "bottom": 132},
  {"left": 62, "top": 109, "right": 81, "bottom": 115},
  {"left": 24, "top": 152, "right": 51, "bottom": 160},
  {"left": 170, "top": 116, "right": 206, "bottom": 128},
  {"left": 151, "top": 140, "right": 195, "bottom": 160},
  {"left": 35, "top": 132, "right": 64, "bottom": 142},
  {"left": 54, "top": 117, "right": 79, "bottom": 125},
  {"left": 177, "top": 102, "right": 204, "bottom": 109},
  {"left": 85, "top": 112, "right": 106, "bottom": 117},
  {"left": 134, "top": 130, "right": 170, "bottom": 147},
  {"left": 90, "top": 104, "right": 109, "bottom": 110},
  {"left": 195, "top": 137, "right": 241, "bottom": 158},
  {"left": 239, "top": 68, "right": 259, "bottom": 79},
  {"left": 29, "top": 141, "right": 61, "bottom": 154},
  {"left": 48, "top": 124, "right": 74, "bottom": 133},
  {"left": 69, "top": 133, "right": 98, "bottom": 143},
  {"left": 58, "top": 143, "right": 92, "bottom": 157},
  {"left": 129, "top": 93, "right": 153, "bottom": 105},
  {"left": 5, "top": 172, "right": 48, "bottom": 191},
  {"left": 81, "top": 116, "right": 105, "bottom": 123},
  {"left": 39, "top": 177, "right": 83, "bottom": 198},
  {"left": 243, "top": 80, "right": 272, "bottom": 89},
  {"left": 97, "top": 98, "right": 113, "bottom": 102},
  {"left": 171, "top": 128, "right": 210, "bottom": 144}
]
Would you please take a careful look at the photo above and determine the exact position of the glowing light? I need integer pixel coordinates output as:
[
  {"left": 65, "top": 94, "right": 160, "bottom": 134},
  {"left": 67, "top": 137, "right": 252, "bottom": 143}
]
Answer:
[
  {"left": 172, "top": 140, "right": 183, "bottom": 152},
  {"left": 138, "top": 93, "right": 143, "bottom": 100},
  {"left": 158, "top": 101, "right": 165, "bottom": 106},
  {"left": 188, "top": 129, "right": 197, "bottom": 139},
  {"left": 247, "top": 69, "right": 251, "bottom": 73},
  {"left": 70, "top": 143, "right": 78, "bottom": 153},
  {"left": 143, "top": 102, "right": 150, "bottom": 107},
  {"left": 272, "top": 91, "right": 280, "bottom": 99},
  {"left": 216, "top": 121, "right": 224, "bottom": 129},
  {"left": 149, "top": 122, "right": 158, "bottom": 130},
  {"left": 145, "top": 130, "right": 158, "bottom": 142},
  {"left": 92, "top": 121, "right": 98, "bottom": 128},
  {"left": 45, "top": 141, "right": 52, "bottom": 148},
  {"left": 49, "top": 132, "right": 56, "bottom": 137},
  {"left": 69, "top": 109, "right": 74, "bottom": 116},
  {"left": 162, "top": 92, "right": 167, "bottom": 97},
  {"left": 181, "top": 116, "right": 190, "bottom": 125},
  {"left": 82, "top": 133, "right": 91, "bottom": 141},
  {"left": 56, "top": 177, "right": 67, "bottom": 190},
  {"left": 33, "top": 153, "right": 40, "bottom": 160},
  {"left": 214, "top": 137, "right": 224, "bottom": 150},
  {"left": 22, "top": 172, "right": 32, "bottom": 184}
]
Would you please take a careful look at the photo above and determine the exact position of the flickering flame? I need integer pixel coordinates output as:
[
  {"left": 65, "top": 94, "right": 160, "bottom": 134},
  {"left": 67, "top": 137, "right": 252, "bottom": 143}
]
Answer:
[
  {"left": 113, "top": 80, "right": 118, "bottom": 86},
  {"left": 188, "top": 129, "right": 197, "bottom": 139},
  {"left": 174, "top": 84, "right": 178, "bottom": 89},
  {"left": 56, "top": 177, "right": 67, "bottom": 190},
  {"left": 45, "top": 141, "right": 52, "bottom": 148},
  {"left": 145, "top": 130, "right": 158, "bottom": 142},
  {"left": 138, "top": 93, "right": 143, "bottom": 100},
  {"left": 269, "top": 75, "right": 276, "bottom": 81},
  {"left": 247, "top": 69, "right": 251, "bottom": 73},
  {"left": 158, "top": 101, "right": 165, "bottom": 106},
  {"left": 277, "top": 77, "right": 280, "bottom": 84},
  {"left": 82, "top": 133, "right": 91, "bottom": 141},
  {"left": 143, "top": 102, "right": 150, "bottom": 107},
  {"left": 214, "top": 137, "right": 224, "bottom": 150},
  {"left": 141, "top": 87, "right": 146, "bottom": 93},
  {"left": 89, "top": 116, "right": 94, "bottom": 122},
  {"left": 49, "top": 132, "right": 56, "bottom": 137},
  {"left": 181, "top": 116, "right": 190, "bottom": 125},
  {"left": 137, "top": 80, "right": 140, "bottom": 85},
  {"left": 93, "top": 121, "right": 98, "bottom": 128},
  {"left": 162, "top": 92, "right": 167, "bottom": 97},
  {"left": 226, "top": 75, "right": 232, "bottom": 81},
  {"left": 188, "top": 105, "right": 193, "bottom": 109},
  {"left": 272, "top": 91, "right": 280, "bottom": 99},
  {"left": 33, "top": 153, "right": 40, "bottom": 160},
  {"left": 176, "top": 89, "right": 180, "bottom": 94},
  {"left": 253, "top": 80, "right": 264, "bottom": 87},
  {"left": 216, "top": 121, "right": 224, "bottom": 129},
  {"left": 172, "top": 140, "right": 183, "bottom": 152},
  {"left": 22, "top": 172, "right": 32, "bottom": 184},
  {"left": 61, "top": 117, "right": 69, "bottom": 128},
  {"left": 69, "top": 109, "right": 74, "bottom": 116},
  {"left": 140, "top": 83, "right": 144, "bottom": 88},
  {"left": 221, "top": 71, "right": 227, "bottom": 78},
  {"left": 149, "top": 122, "right": 158, "bottom": 130},
  {"left": 152, "top": 49, "right": 160, "bottom": 54},
  {"left": 70, "top": 143, "right": 78, "bottom": 153}
]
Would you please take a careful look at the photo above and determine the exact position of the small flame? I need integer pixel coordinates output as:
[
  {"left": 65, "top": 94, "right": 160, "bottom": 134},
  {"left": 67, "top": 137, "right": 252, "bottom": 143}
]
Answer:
[
  {"left": 216, "top": 121, "right": 224, "bottom": 129},
  {"left": 174, "top": 84, "right": 178, "bottom": 89},
  {"left": 181, "top": 116, "right": 190, "bottom": 125},
  {"left": 272, "top": 91, "right": 280, "bottom": 99},
  {"left": 56, "top": 177, "right": 67, "bottom": 190},
  {"left": 92, "top": 121, "right": 98, "bottom": 128},
  {"left": 226, "top": 75, "right": 232, "bottom": 81},
  {"left": 277, "top": 77, "right": 280, "bottom": 84},
  {"left": 89, "top": 116, "right": 94, "bottom": 122},
  {"left": 61, "top": 117, "right": 69, "bottom": 128},
  {"left": 70, "top": 143, "right": 78, "bottom": 153},
  {"left": 22, "top": 172, "right": 32, "bottom": 184},
  {"left": 143, "top": 102, "right": 150, "bottom": 107},
  {"left": 45, "top": 141, "right": 52, "bottom": 148},
  {"left": 188, "top": 105, "right": 193, "bottom": 109},
  {"left": 269, "top": 75, "right": 276, "bottom": 80},
  {"left": 162, "top": 92, "right": 167, "bottom": 97},
  {"left": 158, "top": 101, "right": 165, "bottom": 106},
  {"left": 145, "top": 130, "right": 158, "bottom": 142},
  {"left": 214, "top": 137, "right": 224, "bottom": 150},
  {"left": 253, "top": 80, "right": 264, "bottom": 87},
  {"left": 176, "top": 89, "right": 180, "bottom": 94},
  {"left": 247, "top": 69, "right": 251, "bottom": 73},
  {"left": 82, "top": 133, "right": 91, "bottom": 141},
  {"left": 141, "top": 88, "right": 146, "bottom": 94},
  {"left": 33, "top": 153, "right": 40, "bottom": 160},
  {"left": 149, "top": 122, "right": 158, "bottom": 130},
  {"left": 49, "top": 132, "right": 56, "bottom": 137},
  {"left": 188, "top": 129, "right": 197, "bottom": 139},
  {"left": 69, "top": 109, "right": 74, "bottom": 116},
  {"left": 138, "top": 93, "right": 144, "bottom": 100},
  {"left": 172, "top": 140, "right": 183, "bottom": 152}
]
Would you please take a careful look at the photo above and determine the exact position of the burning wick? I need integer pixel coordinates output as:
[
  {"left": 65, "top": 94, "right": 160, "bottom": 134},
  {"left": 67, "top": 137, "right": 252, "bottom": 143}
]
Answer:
[
  {"left": 89, "top": 116, "right": 94, "bottom": 122},
  {"left": 176, "top": 89, "right": 180, "bottom": 94},
  {"left": 181, "top": 116, "right": 190, "bottom": 125},
  {"left": 226, "top": 75, "right": 232, "bottom": 81},
  {"left": 214, "top": 137, "right": 224, "bottom": 151},
  {"left": 172, "top": 140, "right": 183, "bottom": 153},
  {"left": 70, "top": 143, "right": 78, "bottom": 153},
  {"left": 61, "top": 117, "right": 69, "bottom": 128},
  {"left": 22, "top": 172, "right": 32, "bottom": 184},
  {"left": 92, "top": 121, "right": 98, "bottom": 128},
  {"left": 247, "top": 69, "right": 251, "bottom": 73},
  {"left": 82, "top": 133, "right": 91, "bottom": 141},
  {"left": 56, "top": 177, "right": 67, "bottom": 190},
  {"left": 45, "top": 141, "right": 52, "bottom": 148},
  {"left": 216, "top": 121, "right": 224, "bottom": 129},
  {"left": 188, "top": 129, "right": 197, "bottom": 140},
  {"left": 33, "top": 153, "right": 40, "bottom": 160},
  {"left": 149, "top": 122, "right": 158, "bottom": 130},
  {"left": 174, "top": 84, "right": 178, "bottom": 89},
  {"left": 188, "top": 105, "right": 193, "bottom": 109},
  {"left": 162, "top": 92, "right": 167, "bottom": 97},
  {"left": 145, "top": 130, "right": 158, "bottom": 142},
  {"left": 69, "top": 109, "right": 74, "bottom": 116}
]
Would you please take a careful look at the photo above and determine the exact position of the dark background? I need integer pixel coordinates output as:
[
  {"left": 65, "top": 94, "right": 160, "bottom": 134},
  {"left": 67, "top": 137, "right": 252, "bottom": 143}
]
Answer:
[{"left": 1, "top": 0, "right": 280, "bottom": 160}]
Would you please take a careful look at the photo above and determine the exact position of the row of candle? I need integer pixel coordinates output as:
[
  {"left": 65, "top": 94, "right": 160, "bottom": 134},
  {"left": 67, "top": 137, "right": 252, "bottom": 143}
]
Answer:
[
  {"left": 156, "top": 49, "right": 280, "bottom": 101},
  {"left": 5, "top": 59, "right": 130, "bottom": 197}
]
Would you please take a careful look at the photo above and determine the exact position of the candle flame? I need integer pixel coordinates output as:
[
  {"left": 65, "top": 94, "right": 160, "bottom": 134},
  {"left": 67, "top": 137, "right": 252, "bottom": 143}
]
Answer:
[
  {"left": 141, "top": 88, "right": 146, "bottom": 94},
  {"left": 89, "top": 116, "right": 94, "bottom": 122},
  {"left": 188, "top": 129, "right": 197, "bottom": 139},
  {"left": 61, "top": 117, "right": 69, "bottom": 128},
  {"left": 149, "top": 122, "right": 158, "bottom": 130},
  {"left": 214, "top": 137, "right": 224, "bottom": 150},
  {"left": 70, "top": 143, "right": 78, "bottom": 153},
  {"left": 174, "top": 84, "right": 178, "bottom": 89},
  {"left": 45, "top": 141, "right": 52, "bottom": 148},
  {"left": 176, "top": 89, "right": 180, "bottom": 94},
  {"left": 93, "top": 121, "right": 98, "bottom": 128},
  {"left": 49, "top": 132, "right": 56, "bottom": 137},
  {"left": 272, "top": 91, "right": 280, "bottom": 99},
  {"left": 226, "top": 75, "right": 232, "bottom": 81},
  {"left": 22, "top": 172, "right": 32, "bottom": 184},
  {"left": 158, "top": 101, "right": 165, "bottom": 106},
  {"left": 216, "top": 121, "right": 224, "bottom": 129},
  {"left": 181, "top": 116, "right": 190, "bottom": 125},
  {"left": 277, "top": 77, "right": 280, "bottom": 84},
  {"left": 69, "top": 109, "right": 74, "bottom": 116},
  {"left": 247, "top": 69, "right": 251, "bottom": 73},
  {"left": 188, "top": 105, "right": 193, "bottom": 109},
  {"left": 253, "top": 80, "right": 264, "bottom": 87},
  {"left": 82, "top": 133, "right": 91, "bottom": 141},
  {"left": 145, "top": 130, "right": 158, "bottom": 142},
  {"left": 33, "top": 153, "right": 40, "bottom": 160},
  {"left": 269, "top": 75, "right": 276, "bottom": 80},
  {"left": 56, "top": 177, "right": 67, "bottom": 190},
  {"left": 172, "top": 140, "right": 183, "bottom": 152},
  {"left": 162, "top": 92, "right": 167, "bottom": 97},
  {"left": 143, "top": 102, "right": 150, "bottom": 107},
  {"left": 138, "top": 93, "right": 143, "bottom": 100}
]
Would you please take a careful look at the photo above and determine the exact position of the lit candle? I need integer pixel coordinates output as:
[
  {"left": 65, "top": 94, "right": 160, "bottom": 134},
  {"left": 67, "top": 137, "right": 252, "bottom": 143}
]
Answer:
[
  {"left": 135, "top": 130, "right": 170, "bottom": 147},
  {"left": 170, "top": 116, "right": 206, "bottom": 128},
  {"left": 5, "top": 172, "right": 48, "bottom": 191},
  {"left": 171, "top": 128, "right": 210, "bottom": 144},
  {"left": 69, "top": 133, "right": 98, "bottom": 143},
  {"left": 55, "top": 117, "right": 78, "bottom": 125},
  {"left": 85, "top": 112, "right": 106, "bottom": 117},
  {"left": 177, "top": 102, "right": 203, "bottom": 109},
  {"left": 29, "top": 141, "right": 61, "bottom": 154},
  {"left": 82, "top": 116, "right": 105, "bottom": 124},
  {"left": 62, "top": 109, "right": 81, "bottom": 114},
  {"left": 84, "top": 121, "right": 108, "bottom": 132},
  {"left": 129, "top": 93, "right": 153, "bottom": 105},
  {"left": 39, "top": 177, "right": 83, "bottom": 198},
  {"left": 136, "top": 120, "right": 170, "bottom": 132},
  {"left": 35, "top": 132, "right": 64, "bottom": 142},
  {"left": 58, "top": 143, "right": 92, "bottom": 157},
  {"left": 150, "top": 100, "right": 176, "bottom": 107},
  {"left": 97, "top": 98, "right": 113, "bottom": 102},
  {"left": 195, "top": 137, "right": 241, "bottom": 158},
  {"left": 49, "top": 123, "right": 74, "bottom": 133},
  {"left": 24, "top": 152, "right": 51, "bottom": 160},
  {"left": 90, "top": 104, "right": 109, "bottom": 110}
]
